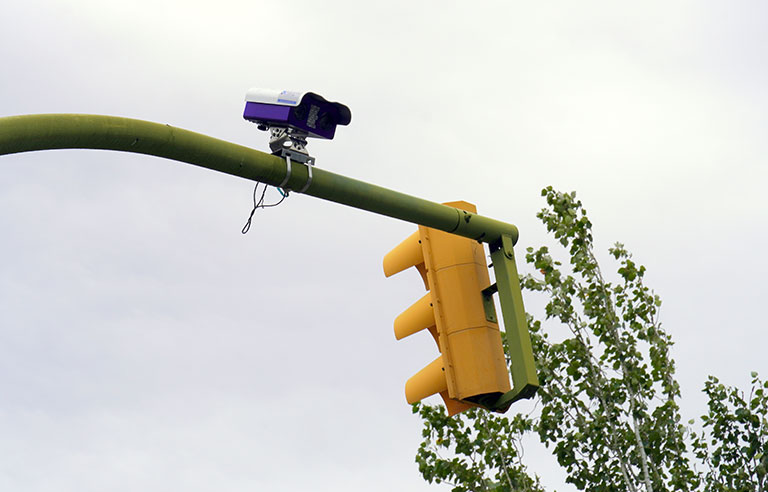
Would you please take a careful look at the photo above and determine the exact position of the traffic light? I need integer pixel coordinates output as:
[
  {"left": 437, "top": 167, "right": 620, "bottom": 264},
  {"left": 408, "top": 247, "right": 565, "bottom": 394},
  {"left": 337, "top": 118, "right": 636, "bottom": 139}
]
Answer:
[{"left": 383, "top": 201, "right": 511, "bottom": 416}]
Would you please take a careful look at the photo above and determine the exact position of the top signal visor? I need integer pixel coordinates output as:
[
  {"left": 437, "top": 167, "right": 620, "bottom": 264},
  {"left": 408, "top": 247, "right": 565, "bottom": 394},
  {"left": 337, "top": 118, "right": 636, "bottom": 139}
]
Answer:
[{"left": 243, "top": 88, "right": 351, "bottom": 140}]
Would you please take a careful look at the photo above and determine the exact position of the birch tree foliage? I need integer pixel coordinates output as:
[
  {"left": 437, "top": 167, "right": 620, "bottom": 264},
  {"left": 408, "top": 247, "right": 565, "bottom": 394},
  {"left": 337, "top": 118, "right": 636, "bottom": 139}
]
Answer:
[{"left": 414, "top": 187, "right": 767, "bottom": 492}]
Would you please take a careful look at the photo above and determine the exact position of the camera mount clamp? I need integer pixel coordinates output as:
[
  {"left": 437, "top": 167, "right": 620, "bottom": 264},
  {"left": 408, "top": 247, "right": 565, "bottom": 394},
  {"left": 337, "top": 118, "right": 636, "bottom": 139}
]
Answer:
[
  {"left": 257, "top": 124, "right": 315, "bottom": 194},
  {"left": 263, "top": 125, "right": 316, "bottom": 166}
]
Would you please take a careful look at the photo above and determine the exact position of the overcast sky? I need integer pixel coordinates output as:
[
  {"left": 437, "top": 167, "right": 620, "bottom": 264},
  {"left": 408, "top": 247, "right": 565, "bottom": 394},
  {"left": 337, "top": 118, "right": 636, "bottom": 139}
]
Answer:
[{"left": 1, "top": 1, "right": 766, "bottom": 491}]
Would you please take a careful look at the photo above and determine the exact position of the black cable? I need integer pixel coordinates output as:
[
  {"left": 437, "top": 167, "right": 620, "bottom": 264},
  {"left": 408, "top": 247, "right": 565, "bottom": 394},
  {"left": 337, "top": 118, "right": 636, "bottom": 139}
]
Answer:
[
  {"left": 242, "top": 184, "right": 265, "bottom": 234},
  {"left": 241, "top": 183, "right": 288, "bottom": 234},
  {"left": 261, "top": 193, "right": 286, "bottom": 209}
]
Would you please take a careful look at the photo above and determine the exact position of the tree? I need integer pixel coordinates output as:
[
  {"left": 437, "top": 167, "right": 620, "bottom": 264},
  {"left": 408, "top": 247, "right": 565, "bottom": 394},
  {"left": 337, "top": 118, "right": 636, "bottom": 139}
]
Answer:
[
  {"left": 691, "top": 373, "right": 768, "bottom": 491},
  {"left": 414, "top": 187, "right": 768, "bottom": 492}
]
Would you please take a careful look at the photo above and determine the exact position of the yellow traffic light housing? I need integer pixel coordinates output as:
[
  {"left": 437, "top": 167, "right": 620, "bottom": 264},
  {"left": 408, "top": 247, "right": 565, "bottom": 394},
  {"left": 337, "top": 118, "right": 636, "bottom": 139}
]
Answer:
[{"left": 384, "top": 201, "right": 514, "bottom": 416}]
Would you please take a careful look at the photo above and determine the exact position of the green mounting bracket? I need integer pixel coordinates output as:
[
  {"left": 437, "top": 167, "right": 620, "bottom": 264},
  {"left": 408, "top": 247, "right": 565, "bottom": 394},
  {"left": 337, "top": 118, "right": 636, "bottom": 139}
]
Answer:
[{"left": 487, "top": 234, "right": 539, "bottom": 412}]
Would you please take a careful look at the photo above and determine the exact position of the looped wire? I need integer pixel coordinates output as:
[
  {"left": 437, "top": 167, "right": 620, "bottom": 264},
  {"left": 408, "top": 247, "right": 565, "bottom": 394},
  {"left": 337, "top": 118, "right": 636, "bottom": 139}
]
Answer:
[{"left": 241, "top": 182, "right": 287, "bottom": 234}]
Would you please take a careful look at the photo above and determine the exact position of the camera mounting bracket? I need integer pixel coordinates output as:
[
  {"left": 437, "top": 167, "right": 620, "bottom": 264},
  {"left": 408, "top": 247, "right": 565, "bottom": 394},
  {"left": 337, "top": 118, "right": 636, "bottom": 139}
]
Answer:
[{"left": 261, "top": 125, "right": 316, "bottom": 166}]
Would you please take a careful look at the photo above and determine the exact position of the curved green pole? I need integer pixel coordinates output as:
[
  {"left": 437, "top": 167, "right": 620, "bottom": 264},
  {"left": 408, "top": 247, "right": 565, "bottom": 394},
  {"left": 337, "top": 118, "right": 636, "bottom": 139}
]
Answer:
[
  {"left": 0, "top": 113, "right": 538, "bottom": 408},
  {"left": 0, "top": 114, "right": 518, "bottom": 246}
]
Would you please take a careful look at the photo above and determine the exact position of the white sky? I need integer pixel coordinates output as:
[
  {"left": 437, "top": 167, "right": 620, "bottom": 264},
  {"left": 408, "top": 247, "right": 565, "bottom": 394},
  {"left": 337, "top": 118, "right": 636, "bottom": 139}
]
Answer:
[{"left": 1, "top": 1, "right": 766, "bottom": 491}]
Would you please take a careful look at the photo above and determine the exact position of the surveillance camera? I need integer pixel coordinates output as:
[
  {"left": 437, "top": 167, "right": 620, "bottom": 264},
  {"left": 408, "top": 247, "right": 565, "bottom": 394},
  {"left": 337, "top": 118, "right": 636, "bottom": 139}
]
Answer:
[
  {"left": 243, "top": 89, "right": 351, "bottom": 140},
  {"left": 243, "top": 88, "right": 351, "bottom": 165}
]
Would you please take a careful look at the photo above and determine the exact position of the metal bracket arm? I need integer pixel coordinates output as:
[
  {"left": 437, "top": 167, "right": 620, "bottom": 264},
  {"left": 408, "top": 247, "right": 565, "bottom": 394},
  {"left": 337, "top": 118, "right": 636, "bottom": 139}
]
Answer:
[{"left": 487, "top": 234, "right": 539, "bottom": 411}]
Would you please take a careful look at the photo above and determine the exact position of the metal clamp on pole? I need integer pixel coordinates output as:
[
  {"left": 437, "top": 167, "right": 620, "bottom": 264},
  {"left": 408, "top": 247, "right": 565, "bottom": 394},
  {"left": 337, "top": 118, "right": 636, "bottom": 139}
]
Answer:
[
  {"left": 297, "top": 160, "right": 313, "bottom": 194},
  {"left": 279, "top": 155, "right": 292, "bottom": 192},
  {"left": 279, "top": 155, "right": 314, "bottom": 194}
]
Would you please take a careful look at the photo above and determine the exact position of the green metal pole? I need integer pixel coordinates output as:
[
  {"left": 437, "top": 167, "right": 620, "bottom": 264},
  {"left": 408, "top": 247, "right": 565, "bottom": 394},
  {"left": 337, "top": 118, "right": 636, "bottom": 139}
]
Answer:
[{"left": 0, "top": 114, "right": 517, "bottom": 245}]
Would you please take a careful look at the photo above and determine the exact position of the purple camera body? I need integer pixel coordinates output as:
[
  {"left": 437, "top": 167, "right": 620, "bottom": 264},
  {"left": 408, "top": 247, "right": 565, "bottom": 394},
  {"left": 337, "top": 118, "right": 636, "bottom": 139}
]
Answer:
[{"left": 243, "top": 90, "right": 351, "bottom": 140}]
